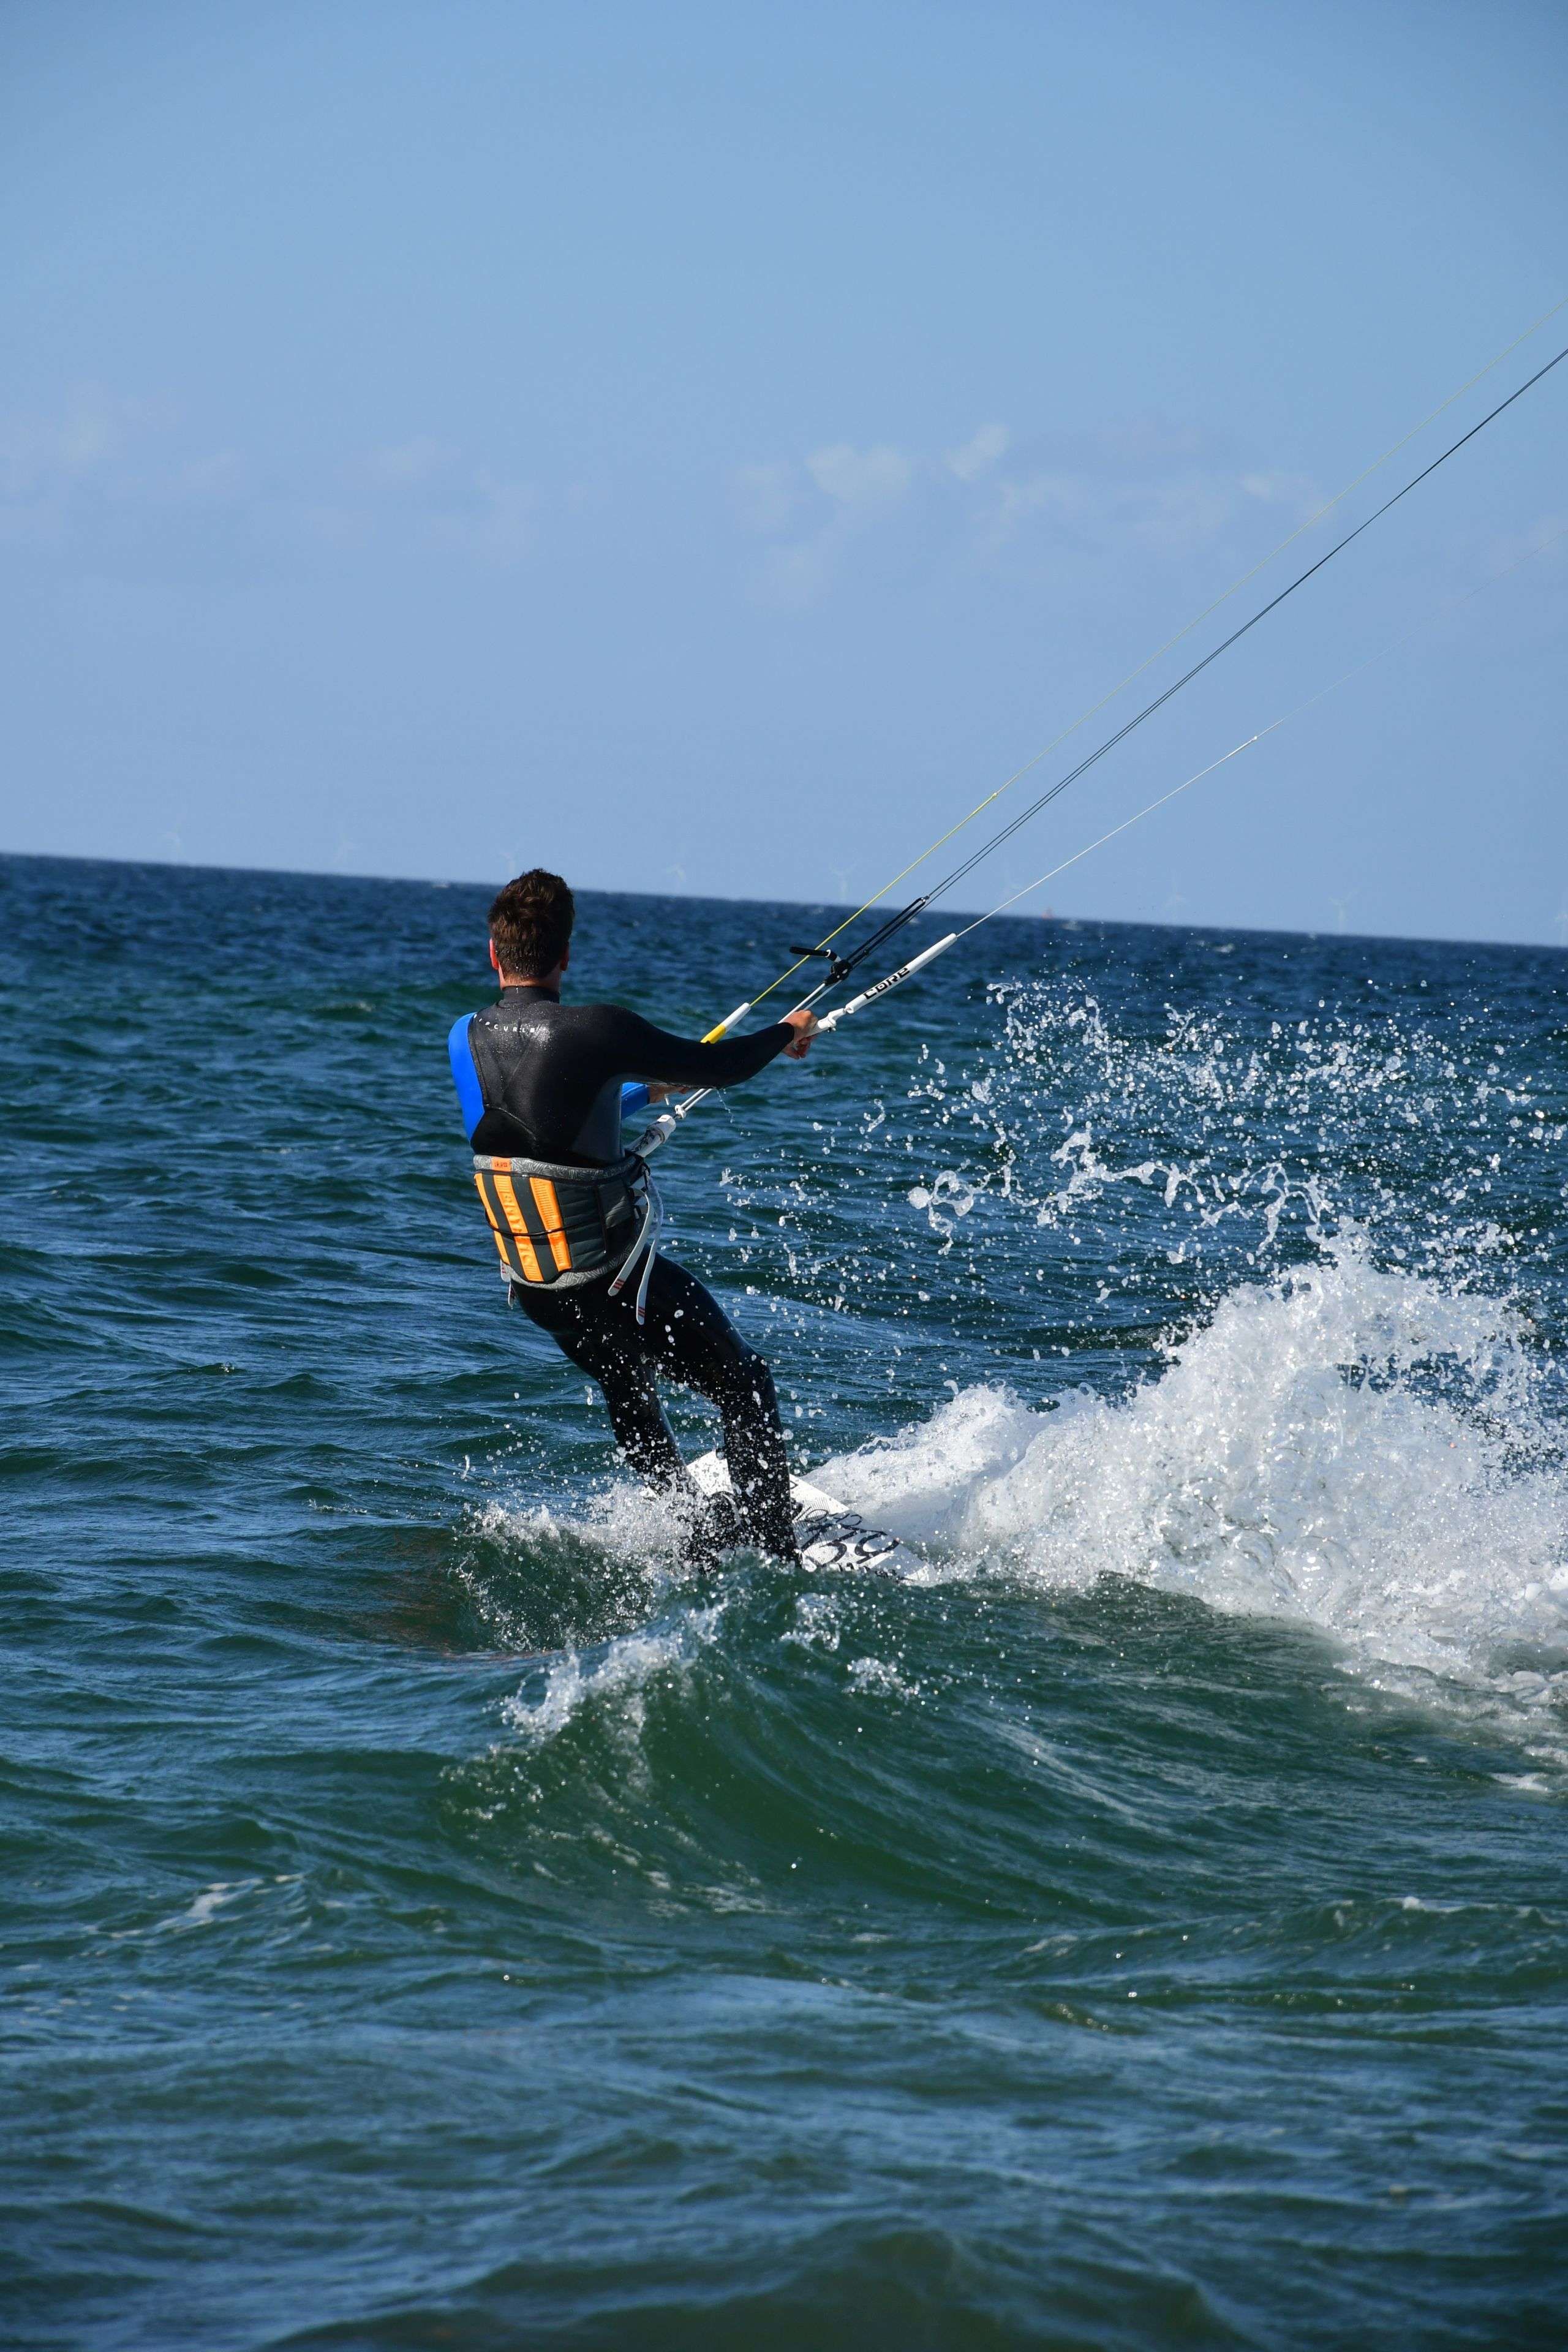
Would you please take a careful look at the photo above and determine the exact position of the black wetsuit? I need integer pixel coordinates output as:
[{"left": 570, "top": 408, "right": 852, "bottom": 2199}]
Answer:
[{"left": 457, "top": 986, "right": 799, "bottom": 1556}]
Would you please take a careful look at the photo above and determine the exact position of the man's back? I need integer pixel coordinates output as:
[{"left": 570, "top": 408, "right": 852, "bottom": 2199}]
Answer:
[{"left": 459, "top": 984, "right": 791, "bottom": 1165}]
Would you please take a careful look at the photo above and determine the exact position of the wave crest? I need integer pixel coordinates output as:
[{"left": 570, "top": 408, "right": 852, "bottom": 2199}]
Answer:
[{"left": 823, "top": 1250, "right": 1568, "bottom": 1698}]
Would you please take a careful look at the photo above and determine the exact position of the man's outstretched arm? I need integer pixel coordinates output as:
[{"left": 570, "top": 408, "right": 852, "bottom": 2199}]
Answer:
[{"left": 608, "top": 1005, "right": 816, "bottom": 1094}]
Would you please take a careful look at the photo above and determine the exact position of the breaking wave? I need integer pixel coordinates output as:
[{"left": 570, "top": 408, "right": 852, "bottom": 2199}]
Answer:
[{"left": 822, "top": 1245, "right": 1568, "bottom": 1728}]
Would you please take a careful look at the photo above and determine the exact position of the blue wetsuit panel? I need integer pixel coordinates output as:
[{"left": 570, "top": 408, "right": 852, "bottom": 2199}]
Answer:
[
  {"left": 620, "top": 1082, "right": 652, "bottom": 1117},
  {"left": 448, "top": 1014, "right": 486, "bottom": 1143}
]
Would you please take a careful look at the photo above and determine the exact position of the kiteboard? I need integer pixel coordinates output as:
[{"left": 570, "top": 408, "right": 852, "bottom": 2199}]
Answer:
[{"left": 689, "top": 1449, "right": 921, "bottom": 1577}]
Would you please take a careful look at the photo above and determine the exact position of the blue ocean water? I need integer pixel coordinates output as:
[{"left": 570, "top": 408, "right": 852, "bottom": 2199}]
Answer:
[{"left": 4, "top": 850, "right": 1568, "bottom": 2350}]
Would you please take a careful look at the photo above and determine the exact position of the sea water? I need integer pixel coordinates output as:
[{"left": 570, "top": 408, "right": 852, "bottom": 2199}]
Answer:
[{"left": 3, "top": 853, "right": 1567, "bottom": 2349}]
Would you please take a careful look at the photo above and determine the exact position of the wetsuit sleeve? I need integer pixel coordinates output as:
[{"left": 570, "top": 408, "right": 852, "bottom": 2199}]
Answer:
[{"left": 600, "top": 1008, "right": 794, "bottom": 1090}]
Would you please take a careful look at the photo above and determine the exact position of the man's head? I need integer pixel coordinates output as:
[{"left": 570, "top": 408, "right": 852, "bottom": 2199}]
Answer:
[{"left": 488, "top": 868, "right": 575, "bottom": 984}]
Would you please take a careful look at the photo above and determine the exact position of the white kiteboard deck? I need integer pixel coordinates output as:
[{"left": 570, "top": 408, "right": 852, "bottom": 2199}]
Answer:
[{"left": 690, "top": 1449, "right": 921, "bottom": 1577}]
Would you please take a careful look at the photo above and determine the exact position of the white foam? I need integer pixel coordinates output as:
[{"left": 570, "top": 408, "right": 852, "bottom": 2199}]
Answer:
[
  {"left": 782, "top": 1592, "right": 843, "bottom": 1652},
  {"left": 501, "top": 1604, "right": 725, "bottom": 1749},
  {"left": 820, "top": 1250, "right": 1568, "bottom": 1727},
  {"left": 110, "top": 1877, "right": 296, "bottom": 1942},
  {"left": 846, "top": 1654, "right": 921, "bottom": 1700},
  {"left": 470, "top": 1474, "right": 692, "bottom": 1571}
]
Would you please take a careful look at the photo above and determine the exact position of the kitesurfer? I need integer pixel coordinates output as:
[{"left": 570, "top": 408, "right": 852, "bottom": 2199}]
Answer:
[{"left": 449, "top": 869, "right": 816, "bottom": 1561}]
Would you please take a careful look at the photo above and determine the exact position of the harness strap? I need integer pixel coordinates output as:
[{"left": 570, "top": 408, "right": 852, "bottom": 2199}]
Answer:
[{"left": 606, "top": 1169, "right": 663, "bottom": 1325}]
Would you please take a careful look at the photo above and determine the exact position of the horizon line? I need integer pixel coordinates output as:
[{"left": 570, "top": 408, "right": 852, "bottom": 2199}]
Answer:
[{"left": 3, "top": 843, "right": 1564, "bottom": 962}]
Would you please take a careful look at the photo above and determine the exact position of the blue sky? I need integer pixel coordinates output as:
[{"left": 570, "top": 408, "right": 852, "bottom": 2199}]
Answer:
[{"left": 2, "top": 0, "right": 1564, "bottom": 941}]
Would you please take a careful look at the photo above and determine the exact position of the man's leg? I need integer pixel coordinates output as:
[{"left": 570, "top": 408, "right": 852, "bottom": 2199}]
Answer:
[
  {"left": 635, "top": 1258, "right": 799, "bottom": 1559},
  {"left": 512, "top": 1281, "right": 685, "bottom": 1492}
]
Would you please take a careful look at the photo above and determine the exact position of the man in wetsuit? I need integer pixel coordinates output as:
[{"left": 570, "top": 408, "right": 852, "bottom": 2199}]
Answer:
[{"left": 449, "top": 869, "right": 816, "bottom": 1559}]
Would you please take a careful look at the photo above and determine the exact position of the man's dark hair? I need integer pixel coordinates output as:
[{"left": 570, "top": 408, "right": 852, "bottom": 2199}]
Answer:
[{"left": 489, "top": 869, "right": 575, "bottom": 979}]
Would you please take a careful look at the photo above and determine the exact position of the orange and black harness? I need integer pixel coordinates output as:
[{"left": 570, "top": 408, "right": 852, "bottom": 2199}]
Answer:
[{"left": 470, "top": 1149, "right": 647, "bottom": 1292}]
